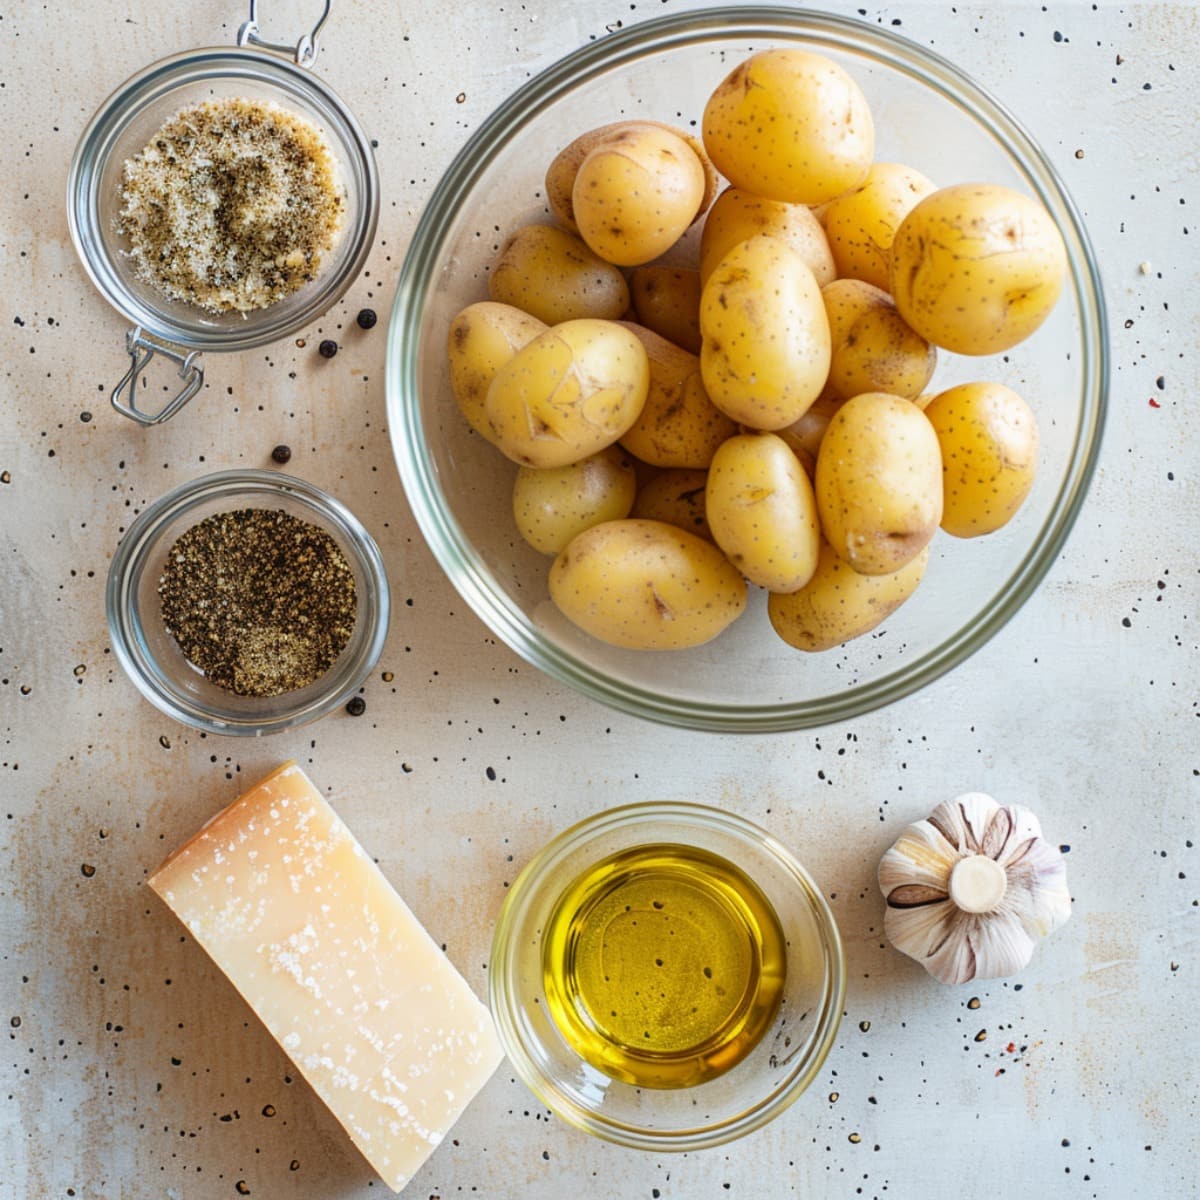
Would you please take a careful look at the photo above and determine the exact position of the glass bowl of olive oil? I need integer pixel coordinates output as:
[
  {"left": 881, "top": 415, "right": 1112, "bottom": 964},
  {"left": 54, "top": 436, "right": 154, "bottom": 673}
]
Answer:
[{"left": 490, "top": 803, "right": 845, "bottom": 1150}]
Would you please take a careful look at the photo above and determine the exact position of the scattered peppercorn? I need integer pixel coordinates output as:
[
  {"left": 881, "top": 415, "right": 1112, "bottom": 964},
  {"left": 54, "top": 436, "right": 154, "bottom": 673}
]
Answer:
[
  {"left": 80, "top": 411, "right": 93, "bottom": 423},
  {"left": 318, "top": 339, "right": 338, "bottom": 358},
  {"left": 271, "top": 444, "right": 292, "bottom": 464},
  {"left": 158, "top": 508, "right": 357, "bottom": 697},
  {"left": 81, "top": 864, "right": 96, "bottom": 878},
  {"left": 356, "top": 308, "right": 378, "bottom": 330},
  {"left": 345, "top": 696, "right": 366, "bottom": 717}
]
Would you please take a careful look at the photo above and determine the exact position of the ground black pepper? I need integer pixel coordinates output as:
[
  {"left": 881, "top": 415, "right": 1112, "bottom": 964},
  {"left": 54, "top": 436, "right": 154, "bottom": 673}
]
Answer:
[{"left": 158, "top": 508, "right": 357, "bottom": 697}]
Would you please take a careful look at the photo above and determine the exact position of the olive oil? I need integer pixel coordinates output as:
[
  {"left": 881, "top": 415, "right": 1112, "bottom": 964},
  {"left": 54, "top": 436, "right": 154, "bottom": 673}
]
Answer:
[{"left": 542, "top": 843, "right": 786, "bottom": 1088}]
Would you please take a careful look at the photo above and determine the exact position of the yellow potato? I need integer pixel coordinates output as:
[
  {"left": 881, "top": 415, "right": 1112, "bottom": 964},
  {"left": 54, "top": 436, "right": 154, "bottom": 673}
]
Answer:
[
  {"left": 488, "top": 224, "right": 629, "bottom": 324},
  {"left": 630, "top": 266, "right": 703, "bottom": 354},
  {"left": 822, "top": 279, "right": 936, "bottom": 403},
  {"left": 822, "top": 163, "right": 937, "bottom": 291},
  {"left": 618, "top": 323, "right": 737, "bottom": 468},
  {"left": 774, "top": 394, "right": 844, "bottom": 480},
  {"left": 631, "top": 468, "right": 712, "bottom": 542},
  {"left": 889, "top": 183, "right": 1068, "bottom": 355},
  {"left": 700, "top": 235, "right": 831, "bottom": 430},
  {"left": 706, "top": 433, "right": 820, "bottom": 593},
  {"left": 512, "top": 445, "right": 637, "bottom": 555},
  {"left": 702, "top": 49, "right": 874, "bottom": 205},
  {"left": 549, "top": 519, "right": 747, "bottom": 650},
  {"left": 447, "top": 302, "right": 548, "bottom": 442},
  {"left": 486, "top": 319, "right": 649, "bottom": 468},
  {"left": 546, "top": 121, "right": 719, "bottom": 236},
  {"left": 815, "top": 391, "right": 943, "bottom": 575},
  {"left": 572, "top": 124, "right": 708, "bottom": 266},
  {"left": 769, "top": 540, "right": 930, "bottom": 652},
  {"left": 924, "top": 382, "right": 1039, "bottom": 538},
  {"left": 699, "top": 186, "right": 836, "bottom": 287}
]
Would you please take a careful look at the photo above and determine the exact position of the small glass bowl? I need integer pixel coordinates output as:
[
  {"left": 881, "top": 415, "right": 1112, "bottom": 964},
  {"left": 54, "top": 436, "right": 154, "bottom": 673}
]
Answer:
[
  {"left": 489, "top": 802, "right": 845, "bottom": 1151},
  {"left": 388, "top": 7, "right": 1108, "bottom": 732},
  {"left": 106, "top": 470, "right": 389, "bottom": 736},
  {"left": 68, "top": 46, "right": 378, "bottom": 422}
]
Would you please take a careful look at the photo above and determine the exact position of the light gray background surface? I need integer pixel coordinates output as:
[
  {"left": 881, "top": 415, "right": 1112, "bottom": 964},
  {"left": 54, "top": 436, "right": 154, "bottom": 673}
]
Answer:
[{"left": 1, "top": 2, "right": 1196, "bottom": 1197}]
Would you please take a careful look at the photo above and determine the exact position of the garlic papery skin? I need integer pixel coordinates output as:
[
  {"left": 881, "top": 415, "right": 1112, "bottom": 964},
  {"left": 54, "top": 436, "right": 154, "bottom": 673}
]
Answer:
[{"left": 878, "top": 791, "right": 1071, "bottom": 985}]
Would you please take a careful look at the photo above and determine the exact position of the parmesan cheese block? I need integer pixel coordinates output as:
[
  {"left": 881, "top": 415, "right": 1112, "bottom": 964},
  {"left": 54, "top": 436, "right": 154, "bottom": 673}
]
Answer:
[{"left": 148, "top": 762, "right": 503, "bottom": 1193}]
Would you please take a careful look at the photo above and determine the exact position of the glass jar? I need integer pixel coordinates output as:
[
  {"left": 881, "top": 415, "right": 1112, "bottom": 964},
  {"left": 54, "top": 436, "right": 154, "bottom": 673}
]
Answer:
[
  {"left": 106, "top": 469, "right": 390, "bottom": 736},
  {"left": 67, "top": 2, "right": 378, "bottom": 425}
]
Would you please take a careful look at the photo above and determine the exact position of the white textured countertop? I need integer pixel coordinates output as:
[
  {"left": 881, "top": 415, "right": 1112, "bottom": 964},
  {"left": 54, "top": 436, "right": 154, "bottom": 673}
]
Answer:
[{"left": 1, "top": 2, "right": 1197, "bottom": 1197}]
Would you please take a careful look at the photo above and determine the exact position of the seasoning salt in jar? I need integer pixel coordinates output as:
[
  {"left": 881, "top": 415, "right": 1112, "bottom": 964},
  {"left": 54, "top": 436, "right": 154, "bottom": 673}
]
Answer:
[
  {"left": 67, "top": 1, "right": 378, "bottom": 425},
  {"left": 107, "top": 470, "right": 389, "bottom": 735}
]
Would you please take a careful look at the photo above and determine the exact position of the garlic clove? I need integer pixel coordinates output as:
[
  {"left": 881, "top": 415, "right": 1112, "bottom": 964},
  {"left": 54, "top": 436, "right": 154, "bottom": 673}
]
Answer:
[
  {"left": 883, "top": 897, "right": 960, "bottom": 979},
  {"left": 925, "top": 791, "right": 1001, "bottom": 855},
  {"left": 878, "top": 819, "right": 958, "bottom": 895},
  {"left": 964, "top": 910, "right": 1038, "bottom": 982},
  {"left": 922, "top": 915, "right": 981, "bottom": 986},
  {"left": 1004, "top": 836, "right": 1072, "bottom": 939}
]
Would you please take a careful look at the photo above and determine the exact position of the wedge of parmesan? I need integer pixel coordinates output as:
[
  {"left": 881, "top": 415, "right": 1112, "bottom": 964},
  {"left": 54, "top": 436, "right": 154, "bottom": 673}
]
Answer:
[{"left": 149, "top": 762, "right": 503, "bottom": 1192}]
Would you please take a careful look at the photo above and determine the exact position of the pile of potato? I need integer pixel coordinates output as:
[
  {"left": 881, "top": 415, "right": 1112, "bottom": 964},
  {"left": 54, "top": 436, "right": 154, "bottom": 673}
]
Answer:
[{"left": 446, "top": 48, "right": 1067, "bottom": 653}]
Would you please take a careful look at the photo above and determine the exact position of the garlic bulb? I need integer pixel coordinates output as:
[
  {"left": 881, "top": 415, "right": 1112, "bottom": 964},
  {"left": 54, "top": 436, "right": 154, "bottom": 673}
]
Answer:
[{"left": 878, "top": 791, "right": 1071, "bottom": 985}]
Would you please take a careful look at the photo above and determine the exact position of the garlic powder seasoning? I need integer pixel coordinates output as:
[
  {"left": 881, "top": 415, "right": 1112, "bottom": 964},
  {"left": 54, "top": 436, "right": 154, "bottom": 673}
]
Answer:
[{"left": 118, "top": 98, "right": 345, "bottom": 313}]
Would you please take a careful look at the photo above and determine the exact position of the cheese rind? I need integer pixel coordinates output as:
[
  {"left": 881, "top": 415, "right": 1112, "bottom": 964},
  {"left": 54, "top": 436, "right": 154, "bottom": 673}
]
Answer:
[{"left": 149, "top": 762, "right": 503, "bottom": 1193}]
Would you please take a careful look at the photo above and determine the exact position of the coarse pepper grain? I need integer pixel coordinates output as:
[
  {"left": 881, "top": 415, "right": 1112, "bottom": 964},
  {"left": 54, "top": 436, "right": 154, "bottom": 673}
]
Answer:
[{"left": 158, "top": 508, "right": 357, "bottom": 697}]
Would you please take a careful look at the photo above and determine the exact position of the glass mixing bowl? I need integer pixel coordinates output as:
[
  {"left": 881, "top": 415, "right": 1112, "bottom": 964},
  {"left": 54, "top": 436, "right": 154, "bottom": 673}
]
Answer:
[
  {"left": 490, "top": 802, "right": 845, "bottom": 1150},
  {"left": 106, "top": 470, "right": 390, "bottom": 736},
  {"left": 387, "top": 7, "right": 1107, "bottom": 733},
  {"left": 68, "top": 43, "right": 378, "bottom": 424}
]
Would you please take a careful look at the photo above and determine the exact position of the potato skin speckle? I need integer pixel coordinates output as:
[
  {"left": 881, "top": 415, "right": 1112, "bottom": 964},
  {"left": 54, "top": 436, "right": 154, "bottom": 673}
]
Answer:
[
  {"left": 488, "top": 224, "right": 629, "bottom": 324},
  {"left": 769, "top": 541, "right": 929, "bottom": 651},
  {"left": 821, "top": 162, "right": 937, "bottom": 291},
  {"left": 815, "top": 391, "right": 943, "bottom": 576},
  {"left": 924, "top": 381, "right": 1039, "bottom": 538},
  {"left": 699, "top": 186, "right": 836, "bottom": 288},
  {"left": 699, "top": 235, "right": 830, "bottom": 431},
  {"left": 821, "top": 279, "right": 936, "bottom": 403},
  {"left": 548, "top": 519, "right": 746, "bottom": 649},
  {"left": 705, "top": 433, "right": 820, "bottom": 593},
  {"left": 486, "top": 320, "right": 650, "bottom": 469},
  {"left": 888, "top": 183, "right": 1068, "bottom": 355},
  {"left": 447, "top": 302, "right": 547, "bottom": 442},
  {"left": 702, "top": 48, "right": 874, "bottom": 205}
]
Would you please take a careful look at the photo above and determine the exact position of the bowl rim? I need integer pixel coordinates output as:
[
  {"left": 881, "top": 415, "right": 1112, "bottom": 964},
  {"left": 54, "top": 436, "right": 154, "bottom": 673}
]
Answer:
[
  {"left": 66, "top": 45, "right": 380, "bottom": 354},
  {"left": 488, "top": 800, "right": 847, "bottom": 1150},
  {"left": 386, "top": 5, "right": 1109, "bottom": 733},
  {"left": 105, "top": 468, "right": 390, "bottom": 736}
]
